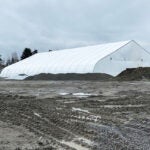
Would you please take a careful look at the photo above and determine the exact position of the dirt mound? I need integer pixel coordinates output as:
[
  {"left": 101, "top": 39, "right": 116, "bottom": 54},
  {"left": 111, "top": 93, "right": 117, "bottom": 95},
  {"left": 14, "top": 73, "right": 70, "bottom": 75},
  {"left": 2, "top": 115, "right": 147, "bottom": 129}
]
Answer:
[
  {"left": 116, "top": 67, "right": 150, "bottom": 81},
  {"left": 25, "top": 73, "right": 113, "bottom": 81}
]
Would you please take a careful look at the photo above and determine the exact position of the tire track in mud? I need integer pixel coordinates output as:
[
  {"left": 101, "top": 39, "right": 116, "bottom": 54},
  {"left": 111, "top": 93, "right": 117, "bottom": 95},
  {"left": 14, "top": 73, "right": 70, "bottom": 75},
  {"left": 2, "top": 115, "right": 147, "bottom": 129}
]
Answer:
[
  {"left": 0, "top": 81, "right": 150, "bottom": 150},
  {"left": 0, "top": 94, "right": 93, "bottom": 149}
]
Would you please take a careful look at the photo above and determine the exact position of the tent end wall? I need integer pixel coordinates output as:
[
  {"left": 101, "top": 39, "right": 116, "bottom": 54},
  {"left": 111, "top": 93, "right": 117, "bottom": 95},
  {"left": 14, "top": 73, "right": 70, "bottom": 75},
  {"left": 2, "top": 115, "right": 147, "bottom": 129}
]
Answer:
[{"left": 93, "top": 41, "right": 150, "bottom": 76}]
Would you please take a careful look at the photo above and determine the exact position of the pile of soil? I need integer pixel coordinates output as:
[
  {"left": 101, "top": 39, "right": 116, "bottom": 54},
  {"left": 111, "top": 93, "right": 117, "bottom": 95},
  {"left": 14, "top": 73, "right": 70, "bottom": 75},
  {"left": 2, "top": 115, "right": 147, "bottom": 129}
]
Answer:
[
  {"left": 116, "top": 67, "right": 150, "bottom": 81},
  {"left": 25, "top": 67, "right": 150, "bottom": 81},
  {"left": 25, "top": 73, "right": 113, "bottom": 81}
]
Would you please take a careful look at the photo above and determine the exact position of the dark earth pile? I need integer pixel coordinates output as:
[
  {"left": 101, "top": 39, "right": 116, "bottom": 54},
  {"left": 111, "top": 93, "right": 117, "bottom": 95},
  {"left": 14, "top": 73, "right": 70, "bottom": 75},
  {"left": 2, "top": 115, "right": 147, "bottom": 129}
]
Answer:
[
  {"left": 25, "top": 67, "right": 150, "bottom": 81},
  {"left": 25, "top": 73, "right": 113, "bottom": 81},
  {"left": 116, "top": 67, "right": 150, "bottom": 81}
]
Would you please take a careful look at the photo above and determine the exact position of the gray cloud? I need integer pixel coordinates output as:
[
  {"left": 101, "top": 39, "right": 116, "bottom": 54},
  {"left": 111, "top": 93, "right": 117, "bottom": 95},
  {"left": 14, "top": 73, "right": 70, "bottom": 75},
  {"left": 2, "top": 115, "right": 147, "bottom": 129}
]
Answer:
[{"left": 0, "top": 0, "right": 150, "bottom": 59}]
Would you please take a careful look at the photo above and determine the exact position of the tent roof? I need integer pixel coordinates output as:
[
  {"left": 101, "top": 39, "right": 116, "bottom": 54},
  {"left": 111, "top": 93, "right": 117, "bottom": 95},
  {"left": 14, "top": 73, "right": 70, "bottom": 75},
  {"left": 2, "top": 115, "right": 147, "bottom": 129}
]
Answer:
[{"left": 0, "top": 40, "right": 132, "bottom": 79}]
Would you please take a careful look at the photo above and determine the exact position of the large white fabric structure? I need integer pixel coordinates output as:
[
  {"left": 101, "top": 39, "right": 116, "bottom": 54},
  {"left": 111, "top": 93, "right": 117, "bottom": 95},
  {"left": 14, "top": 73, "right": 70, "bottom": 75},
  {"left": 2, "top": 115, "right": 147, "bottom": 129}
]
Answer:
[{"left": 1, "top": 40, "right": 150, "bottom": 79}]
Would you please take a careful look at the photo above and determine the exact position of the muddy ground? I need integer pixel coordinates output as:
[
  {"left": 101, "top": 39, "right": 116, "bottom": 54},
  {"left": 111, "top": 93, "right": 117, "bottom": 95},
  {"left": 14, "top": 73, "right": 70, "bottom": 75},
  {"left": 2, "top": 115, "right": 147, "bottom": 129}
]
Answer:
[{"left": 0, "top": 81, "right": 150, "bottom": 150}]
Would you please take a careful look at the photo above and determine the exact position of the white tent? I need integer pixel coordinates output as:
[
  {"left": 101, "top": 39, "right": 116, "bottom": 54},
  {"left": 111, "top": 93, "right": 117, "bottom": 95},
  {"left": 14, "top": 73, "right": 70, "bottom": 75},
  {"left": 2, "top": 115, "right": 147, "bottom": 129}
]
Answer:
[{"left": 1, "top": 40, "right": 150, "bottom": 80}]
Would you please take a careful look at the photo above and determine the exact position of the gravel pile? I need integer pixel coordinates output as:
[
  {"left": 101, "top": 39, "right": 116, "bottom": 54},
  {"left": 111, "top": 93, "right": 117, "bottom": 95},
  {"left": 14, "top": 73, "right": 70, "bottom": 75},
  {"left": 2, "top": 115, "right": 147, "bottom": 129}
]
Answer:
[{"left": 116, "top": 67, "right": 150, "bottom": 81}]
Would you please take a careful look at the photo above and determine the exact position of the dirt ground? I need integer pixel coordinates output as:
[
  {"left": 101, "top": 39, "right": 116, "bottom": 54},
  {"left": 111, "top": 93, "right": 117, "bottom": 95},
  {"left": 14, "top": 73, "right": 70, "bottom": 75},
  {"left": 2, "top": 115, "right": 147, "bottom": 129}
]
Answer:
[{"left": 0, "top": 81, "right": 150, "bottom": 150}]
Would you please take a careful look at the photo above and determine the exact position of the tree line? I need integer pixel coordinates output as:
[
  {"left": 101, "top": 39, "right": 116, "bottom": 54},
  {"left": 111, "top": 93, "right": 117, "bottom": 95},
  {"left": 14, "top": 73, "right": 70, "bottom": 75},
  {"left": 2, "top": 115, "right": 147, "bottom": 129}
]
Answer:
[{"left": 0, "top": 48, "right": 38, "bottom": 66}]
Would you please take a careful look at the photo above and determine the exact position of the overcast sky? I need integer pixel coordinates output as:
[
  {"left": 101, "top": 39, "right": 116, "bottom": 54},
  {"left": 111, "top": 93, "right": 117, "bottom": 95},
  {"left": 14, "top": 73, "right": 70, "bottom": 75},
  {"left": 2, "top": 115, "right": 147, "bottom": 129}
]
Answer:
[{"left": 0, "top": 0, "right": 150, "bottom": 59}]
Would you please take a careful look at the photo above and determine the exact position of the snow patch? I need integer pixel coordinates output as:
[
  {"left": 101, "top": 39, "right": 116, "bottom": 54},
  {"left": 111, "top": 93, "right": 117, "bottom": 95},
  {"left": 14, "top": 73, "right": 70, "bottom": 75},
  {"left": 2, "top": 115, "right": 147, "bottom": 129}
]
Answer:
[
  {"left": 102, "top": 104, "right": 145, "bottom": 108},
  {"left": 87, "top": 115, "right": 101, "bottom": 122},
  {"left": 58, "top": 92, "right": 98, "bottom": 98},
  {"left": 59, "top": 92, "right": 70, "bottom": 96},
  {"left": 73, "top": 93, "right": 93, "bottom": 98},
  {"left": 75, "top": 137, "right": 93, "bottom": 145},
  {"left": 62, "top": 140, "right": 89, "bottom": 150},
  {"left": 64, "top": 101, "right": 75, "bottom": 104},
  {"left": 34, "top": 112, "right": 41, "bottom": 118},
  {"left": 72, "top": 107, "right": 89, "bottom": 113}
]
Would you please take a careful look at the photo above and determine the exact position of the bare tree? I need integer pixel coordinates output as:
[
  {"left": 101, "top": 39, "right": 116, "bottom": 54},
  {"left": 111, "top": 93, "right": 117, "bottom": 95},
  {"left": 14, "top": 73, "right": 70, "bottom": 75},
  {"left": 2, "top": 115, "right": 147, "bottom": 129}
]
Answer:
[
  {"left": 0, "top": 54, "right": 4, "bottom": 65},
  {"left": 6, "top": 58, "right": 11, "bottom": 66},
  {"left": 11, "top": 52, "right": 19, "bottom": 64},
  {"left": 6, "top": 52, "right": 19, "bottom": 66}
]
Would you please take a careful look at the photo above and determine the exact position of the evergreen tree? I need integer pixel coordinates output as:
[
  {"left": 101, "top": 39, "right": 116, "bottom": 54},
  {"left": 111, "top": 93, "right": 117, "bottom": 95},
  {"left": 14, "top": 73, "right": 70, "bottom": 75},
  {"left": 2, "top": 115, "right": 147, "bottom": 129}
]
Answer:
[
  {"left": 32, "top": 50, "right": 38, "bottom": 55},
  {"left": 21, "top": 48, "right": 32, "bottom": 60}
]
